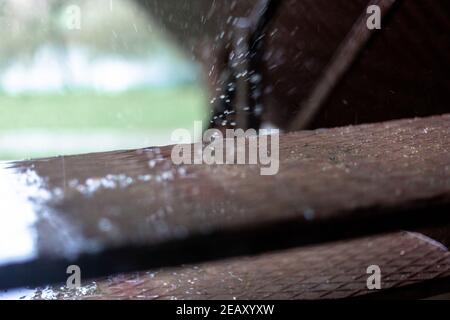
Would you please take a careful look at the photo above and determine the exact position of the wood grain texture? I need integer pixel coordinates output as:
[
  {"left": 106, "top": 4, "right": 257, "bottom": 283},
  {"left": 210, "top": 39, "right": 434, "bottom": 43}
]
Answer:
[
  {"left": 26, "top": 232, "right": 450, "bottom": 300},
  {"left": 0, "top": 114, "right": 449, "bottom": 289}
]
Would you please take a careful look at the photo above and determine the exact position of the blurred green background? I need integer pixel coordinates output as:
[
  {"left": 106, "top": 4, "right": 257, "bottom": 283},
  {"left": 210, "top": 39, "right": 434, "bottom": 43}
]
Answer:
[{"left": 0, "top": 0, "right": 208, "bottom": 160}]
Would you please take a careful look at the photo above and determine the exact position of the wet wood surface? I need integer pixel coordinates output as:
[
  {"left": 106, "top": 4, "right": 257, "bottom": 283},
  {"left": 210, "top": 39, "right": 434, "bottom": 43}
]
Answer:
[
  {"left": 22, "top": 232, "right": 450, "bottom": 300},
  {"left": 0, "top": 114, "right": 449, "bottom": 289}
]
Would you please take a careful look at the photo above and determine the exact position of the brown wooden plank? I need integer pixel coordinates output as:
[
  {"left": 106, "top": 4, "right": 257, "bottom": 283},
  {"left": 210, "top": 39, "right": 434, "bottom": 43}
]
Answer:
[
  {"left": 52, "top": 232, "right": 450, "bottom": 300},
  {"left": 8, "top": 232, "right": 450, "bottom": 300},
  {"left": 0, "top": 114, "right": 449, "bottom": 289}
]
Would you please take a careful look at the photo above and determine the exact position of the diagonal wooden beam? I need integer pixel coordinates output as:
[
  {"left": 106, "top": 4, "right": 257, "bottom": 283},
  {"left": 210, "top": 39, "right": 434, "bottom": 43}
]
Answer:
[{"left": 289, "top": 0, "right": 399, "bottom": 131}]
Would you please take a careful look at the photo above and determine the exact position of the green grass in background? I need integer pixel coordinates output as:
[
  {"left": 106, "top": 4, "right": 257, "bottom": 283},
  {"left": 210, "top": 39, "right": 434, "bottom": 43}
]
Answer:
[
  {"left": 0, "top": 86, "right": 206, "bottom": 130},
  {"left": 0, "top": 86, "right": 208, "bottom": 160}
]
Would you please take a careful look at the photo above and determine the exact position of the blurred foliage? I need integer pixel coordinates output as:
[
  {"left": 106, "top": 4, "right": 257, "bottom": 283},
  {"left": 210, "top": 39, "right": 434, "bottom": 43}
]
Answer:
[
  {"left": 0, "top": 0, "right": 207, "bottom": 160},
  {"left": 57, "top": 0, "right": 179, "bottom": 57},
  {"left": 0, "top": 0, "right": 183, "bottom": 68},
  {"left": 0, "top": 0, "right": 49, "bottom": 67}
]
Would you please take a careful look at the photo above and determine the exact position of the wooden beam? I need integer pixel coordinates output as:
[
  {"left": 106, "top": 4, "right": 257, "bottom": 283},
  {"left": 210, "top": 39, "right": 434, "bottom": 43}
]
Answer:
[
  {"left": 0, "top": 114, "right": 449, "bottom": 289},
  {"left": 17, "top": 232, "right": 450, "bottom": 300}
]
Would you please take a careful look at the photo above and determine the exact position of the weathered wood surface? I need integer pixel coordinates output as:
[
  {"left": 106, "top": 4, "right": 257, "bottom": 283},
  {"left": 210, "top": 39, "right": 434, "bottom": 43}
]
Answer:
[
  {"left": 0, "top": 114, "right": 449, "bottom": 289},
  {"left": 22, "top": 232, "right": 450, "bottom": 300}
]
